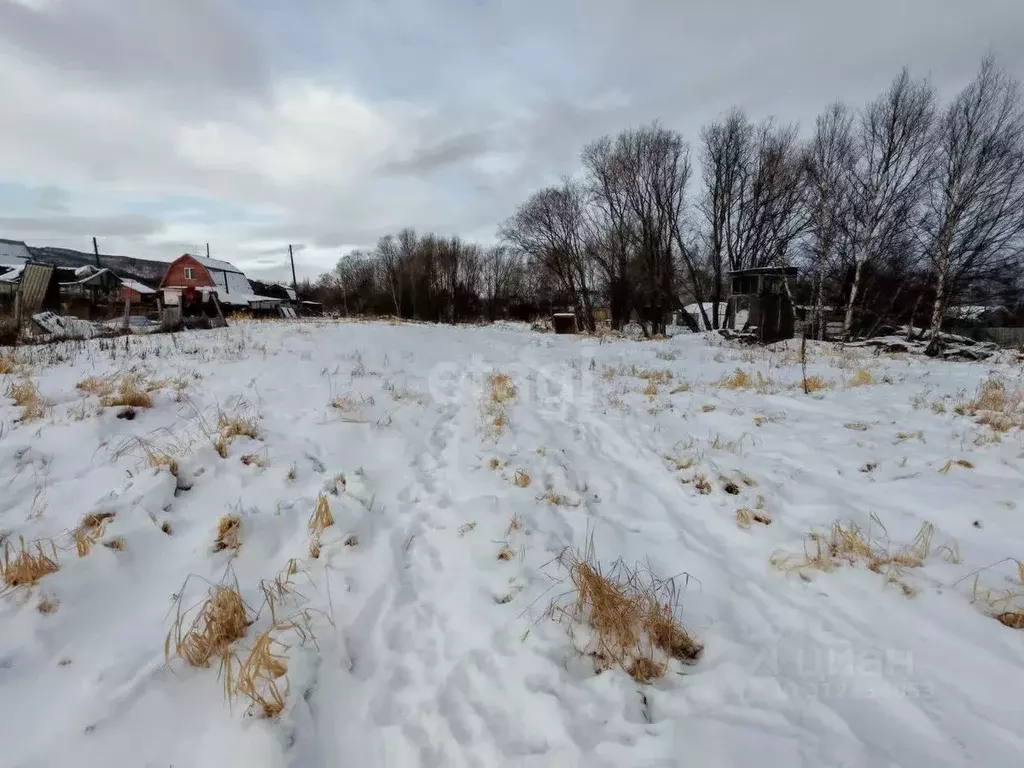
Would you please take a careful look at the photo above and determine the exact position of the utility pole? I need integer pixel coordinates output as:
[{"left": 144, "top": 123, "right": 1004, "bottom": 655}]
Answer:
[
  {"left": 92, "top": 236, "right": 102, "bottom": 268},
  {"left": 288, "top": 244, "right": 298, "bottom": 295},
  {"left": 206, "top": 243, "right": 210, "bottom": 259}
]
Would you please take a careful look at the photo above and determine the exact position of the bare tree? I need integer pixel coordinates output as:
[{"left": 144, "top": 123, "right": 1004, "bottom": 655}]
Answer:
[
  {"left": 842, "top": 69, "right": 936, "bottom": 338},
  {"left": 806, "top": 103, "right": 855, "bottom": 338},
  {"left": 922, "top": 56, "right": 1024, "bottom": 354},
  {"left": 481, "top": 244, "right": 523, "bottom": 321},
  {"left": 698, "top": 110, "right": 750, "bottom": 328},
  {"left": 375, "top": 234, "right": 403, "bottom": 316},
  {"left": 500, "top": 180, "right": 596, "bottom": 331}
]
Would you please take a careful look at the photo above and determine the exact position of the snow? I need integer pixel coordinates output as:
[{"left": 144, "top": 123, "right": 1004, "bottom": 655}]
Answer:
[
  {"left": 1, "top": 320, "right": 1023, "bottom": 767},
  {"left": 192, "top": 255, "right": 246, "bottom": 275},
  {"left": 30, "top": 311, "right": 103, "bottom": 339},
  {"left": 119, "top": 278, "right": 156, "bottom": 295}
]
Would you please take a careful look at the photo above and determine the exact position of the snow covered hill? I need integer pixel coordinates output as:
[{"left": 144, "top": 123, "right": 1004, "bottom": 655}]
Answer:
[{"left": 1, "top": 320, "right": 1022, "bottom": 767}]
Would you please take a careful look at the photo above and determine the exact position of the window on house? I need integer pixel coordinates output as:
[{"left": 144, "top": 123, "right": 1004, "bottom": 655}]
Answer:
[{"left": 183, "top": 267, "right": 194, "bottom": 280}]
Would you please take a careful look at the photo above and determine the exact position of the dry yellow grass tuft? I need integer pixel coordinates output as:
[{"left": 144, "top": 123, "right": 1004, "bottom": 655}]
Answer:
[
  {"left": 955, "top": 377, "right": 1024, "bottom": 432},
  {"left": 539, "top": 489, "right": 581, "bottom": 507},
  {"left": 551, "top": 537, "right": 702, "bottom": 683},
  {"left": 166, "top": 577, "right": 252, "bottom": 668},
  {"left": 939, "top": 458, "right": 974, "bottom": 473},
  {"left": 307, "top": 495, "right": 333, "bottom": 559},
  {"left": 848, "top": 369, "right": 875, "bottom": 387},
  {"left": 514, "top": 469, "right": 532, "bottom": 488},
  {"left": 215, "top": 409, "right": 263, "bottom": 458},
  {"left": 37, "top": 594, "right": 59, "bottom": 614},
  {"left": 488, "top": 373, "right": 517, "bottom": 405},
  {"left": 6, "top": 378, "right": 49, "bottom": 422},
  {"left": 0, "top": 354, "right": 16, "bottom": 375},
  {"left": 74, "top": 511, "right": 115, "bottom": 556},
  {"left": 802, "top": 375, "right": 831, "bottom": 393},
  {"left": 1, "top": 537, "right": 59, "bottom": 589},
  {"left": 736, "top": 507, "right": 772, "bottom": 529},
  {"left": 630, "top": 367, "right": 673, "bottom": 385},
  {"left": 99, "top": 374, "right": 154, "bottom": 409},
  {"left": 241, "top": 452, "right": 268, "bottom": 469},
  {"left": 329, "top": 395, "right": 357, "bottom": 412},
  {"left": 214, "top": 515, "right": 242, "bottom": 553},
  {"left": 642, "top": 381, "right": 659, "bottom": 397},
  {"left": 309, "top": 495, "right": 334, "bottom": 534},
  {"left": 103, "top": 537, "right": 126, "bottom": 551},
  {"left": 719, "top": 368, "right": 752, "bottom": 389},
  {"left": 968, "top": 560, "right": 1024, "bottom": 630},
  {"left": 488, "top": 457, "right": 501, "bottom": 470},
  {"left": 670, "top": 382, "right": 691, "bottom": 394},
  {"left": 497, "top": 543, "right": 516, "bottom": 561},
  {"left": 771, "top": 517, "right": 936, "bottom": 589}
]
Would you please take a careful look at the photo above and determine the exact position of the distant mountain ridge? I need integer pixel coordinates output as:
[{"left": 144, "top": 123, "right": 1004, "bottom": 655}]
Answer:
[{"left": 28, "top": 246, "right": 170, "bottom": 286}]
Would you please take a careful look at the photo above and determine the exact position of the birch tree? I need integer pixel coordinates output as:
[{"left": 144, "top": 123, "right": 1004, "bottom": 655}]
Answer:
[
  {"left": 922, "top": 56, "right": 1024, "bottom": 354},
  {"left": 843, "top": 69, "right": 936, "bottom": 338}
]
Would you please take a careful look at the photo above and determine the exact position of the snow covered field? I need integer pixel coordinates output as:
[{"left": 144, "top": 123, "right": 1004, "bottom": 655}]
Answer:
[{"left": 1, "top": 320, "right": 1023, "bottom": 768}]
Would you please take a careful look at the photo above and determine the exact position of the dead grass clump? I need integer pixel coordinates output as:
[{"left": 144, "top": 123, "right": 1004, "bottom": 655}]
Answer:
[
  {"left": 1, "top": 537, "right": 59, "bottom": 589},
  {"left": 488, "top": 373, "right": 517, "bottom": 405},
  {"left": 215, "top": 409, "right": 263, "bottom": 458},
  {"left": 166, "top": 577, "right": 252, "bottom": 668},
  {"left": 736, "top": 508, "right": 772, "bottom": 528},
  {"left": 214, "top": 515, "right": 242, "bottom": 553},
  {"left": 6, "top": 378, "right": 49, "bottom": 422},
  {"left": 488, "top": 457, "right": 501, "bottom": 470},
  {"left": 514, "top": 470, "right": 532, "bottom": 488},
  {"left": 802, "top": 375, "right": 831, "bottom": 393},
  {"left": 241, "top": 453, "right": 268, "bottom": 469},
  {"left": 643, "top": 381, "right": 659, "bottom": 397},
  {"left": 551, "top": 538, "right": 702, "bottom": 683},
  {"left": 539, "top": 489, "right": 581, "bottom": 507},
  {"left": 74, "top": 511, "right": 115, "bottom": 556},
  {"left": 99, "top": 374, "right": 154, "bottom": 409},
  {"left": 103, "top": 537, "right": 126, "bottom": 551},
  {"left": 0, "top": 354, "right": 16, "bottom": 375},
  {"left": 719, "top": 368, "right": 752, "bottom": 390},
  {"left": 939, "top": 458, "right": 974, "bottom": 473},
  {"left": 309, "top": 495, "right": 334, "bottom": 535},
  {"left": 670, "top": 382, "right": 691, "bottom": 394},
  {"left": 631, "top": 367, "right": 673, "bottom": 386},
  {"left": 956, "top": 377, "right": 1024, "bottom": 432},
  {"left": 37, "top": 594, "right": 59, "bottom": 614},
  {"left": 966, "top": 560, "right": 1024, "bottom": 630},
  {"left": 771, "top": 517, "right": 935, "bottom": 588},
  {"left": 344, "top": 534, "right": 359, "bottom": 547},
  {"left": 308, "top": 495, "right": 333, "bottom": 559},
  {"left": 329, "top": 395, "right": 357, "bottom": 412},
  {"left": 848, "top": 369, "right": 875, "bottom": 387}
]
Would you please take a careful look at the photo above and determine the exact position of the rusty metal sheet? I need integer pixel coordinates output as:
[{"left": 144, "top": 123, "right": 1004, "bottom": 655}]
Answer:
[{"left": 19, "top": 263, "right": 55, "bottom": 314}]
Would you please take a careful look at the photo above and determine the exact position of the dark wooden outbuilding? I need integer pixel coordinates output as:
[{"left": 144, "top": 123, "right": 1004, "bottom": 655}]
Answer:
[{"left": 727, "top": 267, "right": 798, "bottom": 342}]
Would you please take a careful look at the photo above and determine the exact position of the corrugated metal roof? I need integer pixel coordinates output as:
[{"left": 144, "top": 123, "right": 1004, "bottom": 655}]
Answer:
[
  {"left": 189, "top": 254, "right": 244, "bottom": 274},
  {"left": 120, "top": 278, "right": 156, "bottom": 295},
  {"left": 0, "top": 239, "right": 32, "bottom": 266},
  {"left": 20, "top": 263, "right": 55, "bottom": 313}
]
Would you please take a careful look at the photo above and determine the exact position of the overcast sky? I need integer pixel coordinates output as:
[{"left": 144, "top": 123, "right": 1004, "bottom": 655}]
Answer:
[{"left": 1, "top": 0, "right": 1022, "bottom": 281}]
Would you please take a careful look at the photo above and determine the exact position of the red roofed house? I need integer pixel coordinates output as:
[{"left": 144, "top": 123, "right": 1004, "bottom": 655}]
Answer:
[{"left": 159, "top": 253, "right": 278, "bottom": 312}]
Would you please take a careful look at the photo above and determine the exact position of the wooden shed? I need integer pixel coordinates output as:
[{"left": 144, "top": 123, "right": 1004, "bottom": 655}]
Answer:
[{"left": 727, "top": 267, "right": 798, "bottom": 342}]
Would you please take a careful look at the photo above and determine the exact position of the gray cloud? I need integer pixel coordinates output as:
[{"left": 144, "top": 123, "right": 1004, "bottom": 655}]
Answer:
[
  {"left": 0, "top": 212, "right": 163, "bottom": 238},
  {"left": 0, "top": 0, "right": 1022, "bottom": 277},
  {"left": 383, "top": 130, "right": 494, "bottom": 176}
]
